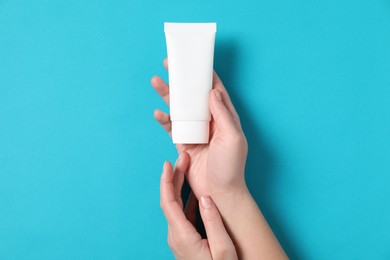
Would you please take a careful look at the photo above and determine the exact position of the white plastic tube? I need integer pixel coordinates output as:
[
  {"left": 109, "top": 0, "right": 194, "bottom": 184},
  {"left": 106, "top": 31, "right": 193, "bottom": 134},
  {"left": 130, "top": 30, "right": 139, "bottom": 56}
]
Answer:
[{"left": 164, "top": 22, "right": 217, "bottom": 144}]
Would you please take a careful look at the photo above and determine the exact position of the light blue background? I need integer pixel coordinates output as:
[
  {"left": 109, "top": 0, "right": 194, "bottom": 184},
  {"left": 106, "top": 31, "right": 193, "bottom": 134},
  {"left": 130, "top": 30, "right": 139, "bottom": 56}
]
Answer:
[{"left": 1, "top": 0, "right": 390, "bottom": 259}]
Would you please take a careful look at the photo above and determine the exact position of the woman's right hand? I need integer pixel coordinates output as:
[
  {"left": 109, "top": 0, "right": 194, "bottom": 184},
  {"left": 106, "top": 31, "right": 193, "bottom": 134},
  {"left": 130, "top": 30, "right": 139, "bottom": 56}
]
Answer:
[{"left": 152, "top": 58, "right": 249, "bottom": 201}]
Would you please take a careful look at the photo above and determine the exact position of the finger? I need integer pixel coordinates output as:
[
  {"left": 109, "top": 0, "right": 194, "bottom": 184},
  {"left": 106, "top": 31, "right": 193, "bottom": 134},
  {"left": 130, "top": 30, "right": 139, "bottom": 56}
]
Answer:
[
  {"left": 153, "top": 109, "right": 172, "bottom": 136},
  {"left": 209, "top": 89, "right": 240, "bottom": 134},
  {"left": 212, "top": 71, "right": 241, "bottom": 127},
  {"left": 160, "top": 161, "right": 195, "bottom": 234},
  {"left": 172, "top": 153, "right": 190, "bottom": 208},
  {"left": 213, "top": 70, "right": 224, "bottom": 89},
  {"left": 161, "top": 58, "right": 240, "bottom": 129},
  {"left": 185, "top": 191, "right": 198, "bottom": 227},
  {"left": 151, "top": 76, "right": 170, "bottom": 105},
  {"left": 199, "top": 196, "right": 238, "bottom": 260},
  {"left": 163, "top": 57, "right": 168, "bottom": 70},
  {"left": 161, "top": 58, "right": 239, "bottom": 126}
]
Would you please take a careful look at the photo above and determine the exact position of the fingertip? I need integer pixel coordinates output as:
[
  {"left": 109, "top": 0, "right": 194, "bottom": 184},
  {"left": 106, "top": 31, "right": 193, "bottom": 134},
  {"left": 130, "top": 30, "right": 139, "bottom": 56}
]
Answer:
[
  {"left": 151, "top": 75, "right": 164, "bottom": 86},
  {"left": 212, "top": 70, "right": 223, "bottom": 86},
  {"left": 209, "top": 89, "right": 238, "bottom": 133},
  {"left": 163, "top": 58, "right": 168, "bottom": 70},
  {"left": 209, "top": 89, "right": 225, "bottom": 116},
  {"left": 174, "top": 151, "right": 190, "bottom": 172},
  {"left": 161, "top": 161, "right": 173, "bottom": 183},
  {"left": 154, "top": 109, "right": 170, "bottom": 124},
  {"left": 179, "top": 151, "right": 190, "bottom": 162},
  {"left": 210, "top": 89, "right": 221, "bottom": 107},
  {"left": 174, "top": 152, "right": 189, "bottom": 178},
  {"left": 153, "top": 109, "right": 160, "bottom": 119},
  {"left": 162, "top": 160, "right": 172, "bottom": 173},
  {"left": 214, "top": 89, "right": 223, "bottom": 102},
  {"left": 162, "top": 161, "right": 168, "bottom": 172},
  {"left": 175, "top": 153, "right": 184, "bottom": 166},
  {"left": 151, "top": 75, "right": 158, "bottom": 86},
  {"left": 153, "top": 109, "right": 164, "bottom": 119},
  {"left": 200, "top": 196, "right": 214, "bottom": 210},
  {"left": 179, "top": 152, "right": 190, "bottom": 169}
]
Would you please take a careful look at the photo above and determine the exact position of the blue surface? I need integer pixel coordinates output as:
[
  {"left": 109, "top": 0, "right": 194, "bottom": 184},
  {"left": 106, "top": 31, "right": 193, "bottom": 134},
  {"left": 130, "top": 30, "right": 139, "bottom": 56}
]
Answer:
[{"left": 1, "top": 0, "right": 390, "bottom": 259}]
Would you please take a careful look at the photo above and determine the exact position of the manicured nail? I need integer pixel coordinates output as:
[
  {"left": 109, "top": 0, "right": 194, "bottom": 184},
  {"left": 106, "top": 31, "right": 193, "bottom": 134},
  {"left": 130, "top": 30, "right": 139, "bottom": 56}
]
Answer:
[
  {"left": 200, "top": 196, "right": 214, "bottom": 209},
  {"left": 215, "top": 89, "right": 222, "bottom": 101}
]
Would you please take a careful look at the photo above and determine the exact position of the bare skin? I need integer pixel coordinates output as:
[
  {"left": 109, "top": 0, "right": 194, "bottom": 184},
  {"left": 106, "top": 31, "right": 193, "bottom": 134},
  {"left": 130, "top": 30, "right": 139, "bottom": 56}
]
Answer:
[
  {"left": 160, "top": 159, "right": 238, "bottom": 260},
  {"left": 153, "top": 58, "right": 288, "bottom": 259}
]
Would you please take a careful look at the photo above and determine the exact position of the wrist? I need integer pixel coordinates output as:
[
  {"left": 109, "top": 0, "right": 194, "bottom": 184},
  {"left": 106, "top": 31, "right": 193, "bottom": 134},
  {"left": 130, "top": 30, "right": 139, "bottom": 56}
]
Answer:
[
  {"left": 209, "top": 184, "right": 286, "bottom": 260},
  {"left": 210, "top": 183, "right": 252, "bottom": 217}
]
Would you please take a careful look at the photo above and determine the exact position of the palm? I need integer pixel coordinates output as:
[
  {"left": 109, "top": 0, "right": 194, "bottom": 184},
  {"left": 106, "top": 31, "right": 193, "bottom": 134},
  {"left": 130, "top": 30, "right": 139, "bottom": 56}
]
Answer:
[
  {"left": 176, "top": 116, "right": 244, "bottom": 198},
  {"left": 175, "top": 120, "right": 216, "bottom": 197}
]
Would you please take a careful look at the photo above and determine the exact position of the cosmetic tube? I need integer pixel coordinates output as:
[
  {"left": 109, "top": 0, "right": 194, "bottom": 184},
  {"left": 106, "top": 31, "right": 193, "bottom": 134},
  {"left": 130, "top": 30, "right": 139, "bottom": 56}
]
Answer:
[{"left": 164, "top": 22, "right": 217, "bottom": 144}]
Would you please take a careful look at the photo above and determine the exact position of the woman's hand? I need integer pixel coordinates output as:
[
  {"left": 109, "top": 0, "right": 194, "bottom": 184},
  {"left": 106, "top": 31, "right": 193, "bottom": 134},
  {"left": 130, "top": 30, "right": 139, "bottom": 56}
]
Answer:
[
  {"left": 152, "top": 58, "right": 248, "bottom": 200},
  {"left": 154, "top": 59, "right": 287, "bottom": 259},
  {"left": 160, "top": 156, "right": 238, "bottom": 260}
]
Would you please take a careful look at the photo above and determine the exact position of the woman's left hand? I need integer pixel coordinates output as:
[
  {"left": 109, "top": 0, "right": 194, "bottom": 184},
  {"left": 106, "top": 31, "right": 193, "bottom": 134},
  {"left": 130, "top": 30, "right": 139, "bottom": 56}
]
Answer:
[{"left": 160, "top": 154, "right": 238, "bottom": 260}]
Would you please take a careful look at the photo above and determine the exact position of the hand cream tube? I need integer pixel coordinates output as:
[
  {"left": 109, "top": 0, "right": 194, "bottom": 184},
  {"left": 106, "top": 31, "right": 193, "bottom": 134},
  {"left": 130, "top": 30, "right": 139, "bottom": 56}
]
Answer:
[{"left": 164, "top": 22, "right": 217, "bottom": 144}]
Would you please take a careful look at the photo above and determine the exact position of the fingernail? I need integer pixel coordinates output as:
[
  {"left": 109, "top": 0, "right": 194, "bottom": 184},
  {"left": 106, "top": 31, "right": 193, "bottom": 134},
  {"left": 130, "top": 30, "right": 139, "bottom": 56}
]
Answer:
[
  {"left": 215, "top": 89, "right": 222, "bottom": 101},
  {"left": 175, "top": 154, "right": 183, "bottom": 165},
  {"left": 200, "top": 196, "right": 214, "bottom": 209},
  {"left": 163, "top": 161, "right": 168, "bottom": 172}
]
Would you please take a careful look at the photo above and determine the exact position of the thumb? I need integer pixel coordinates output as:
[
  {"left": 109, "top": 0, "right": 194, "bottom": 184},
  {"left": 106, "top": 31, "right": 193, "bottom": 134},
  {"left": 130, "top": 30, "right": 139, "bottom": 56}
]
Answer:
[
  {"left": 199, "top": 196, "right": 238, "bottom": 260},
  {"left": 209, "top": 89, "right": 239, "bottom": 133}
]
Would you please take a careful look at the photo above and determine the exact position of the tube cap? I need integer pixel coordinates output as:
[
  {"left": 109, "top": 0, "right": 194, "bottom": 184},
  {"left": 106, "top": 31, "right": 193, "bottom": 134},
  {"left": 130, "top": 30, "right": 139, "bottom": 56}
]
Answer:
[{"left": 172, "top": 121, "right": 209, "bottom": 144}]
